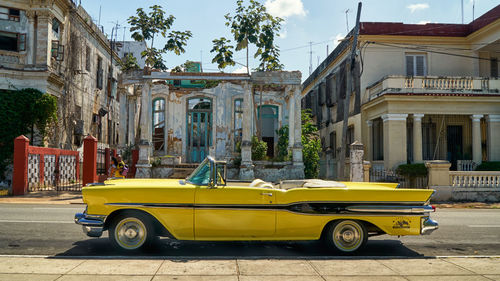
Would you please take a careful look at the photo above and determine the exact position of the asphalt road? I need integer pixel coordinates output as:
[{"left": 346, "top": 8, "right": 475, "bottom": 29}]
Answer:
[{"left": 0, "top": 203, "right": 499, "bottom": 257}]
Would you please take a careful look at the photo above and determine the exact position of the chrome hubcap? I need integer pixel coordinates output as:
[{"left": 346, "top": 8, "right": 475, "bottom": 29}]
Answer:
[
  {"left": 115, "top": 218, "right": 146, "bottom": 250},
  {"left": 333, "top": 221, "right": 363, "bottom": 252}
]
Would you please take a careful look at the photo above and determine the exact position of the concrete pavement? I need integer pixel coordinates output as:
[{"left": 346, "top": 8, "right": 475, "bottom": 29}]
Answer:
[{"left": 0, "top": 256, "right": 498, "bottom": 280}]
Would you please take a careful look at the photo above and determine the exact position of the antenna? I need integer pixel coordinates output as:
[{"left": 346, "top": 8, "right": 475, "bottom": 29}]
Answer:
[
  {"left": 98, "top": 5, "right": 101, "bottom": 27},
  {"left": 308, "top": 41, "right": 313, "bottom": 75},
  {"left": 345, "top": 9, "right": 350, "bottom": 33},
  {"left": 472, "top": 0, "right": 475, "bottom": 22},
  {"left": 461, "top": 0, "right": 464, "bottom": 24},
  {"left": 327, "top": 45, "right": 329, "bottom": 56}
]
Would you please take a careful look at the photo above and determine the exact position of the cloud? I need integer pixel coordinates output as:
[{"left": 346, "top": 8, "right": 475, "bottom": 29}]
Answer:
[
  {"left": 265, "top": 0, "right": 307, "bottom": 19},
  {"left": 232, "top": 66, "right": 248, "bottom": 74},
  {"left": 331, "top": 33, "right": 345, "bottom": 48},
  {"left": 417, "top": 20, "right": 431, "bottom": 24},
  {"left": 279, "top": 28, "right": 288, "bottom": 39},
  {"left": 407, "top": 3, "right": 429, "bottom": 13}
]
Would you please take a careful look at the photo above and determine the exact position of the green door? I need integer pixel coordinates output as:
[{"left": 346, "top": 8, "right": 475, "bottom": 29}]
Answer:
[{"left": 187, "top": 98, "right": 212, "bottom": 163}]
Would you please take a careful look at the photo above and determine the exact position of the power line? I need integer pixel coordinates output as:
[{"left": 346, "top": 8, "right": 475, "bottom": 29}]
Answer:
[{"left": 367, "top": 41, "right": 495, "bottom": 61}]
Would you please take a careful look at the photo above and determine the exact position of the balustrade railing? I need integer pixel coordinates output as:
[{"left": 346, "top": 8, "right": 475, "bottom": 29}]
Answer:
[
  {"left": 421, "top": 77, "right": 473, "bottom": 90},
  {"left": 450, "top": 171, "right": 500, "bottom": 188}
]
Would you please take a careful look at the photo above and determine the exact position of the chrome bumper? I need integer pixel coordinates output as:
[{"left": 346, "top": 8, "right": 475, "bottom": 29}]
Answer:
[
  {"left": 74, "top": 212, "right": 106, "bottom": 238},
  {"left": 421, "top": 217, "right": 439, "bottom": 235}
]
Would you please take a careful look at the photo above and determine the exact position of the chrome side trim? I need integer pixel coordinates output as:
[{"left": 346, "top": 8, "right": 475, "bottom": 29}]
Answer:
[
  {"left": 421, "top": 217, "right": 439, "bottom": 235},
  {"left": 346, "top": 205, "right": 435, "bottom": 214}
]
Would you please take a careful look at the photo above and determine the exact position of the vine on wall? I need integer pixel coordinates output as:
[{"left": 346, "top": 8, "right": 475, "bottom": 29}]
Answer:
[{"left": 0, "top": 88, "right": 58, "bottom": 179}]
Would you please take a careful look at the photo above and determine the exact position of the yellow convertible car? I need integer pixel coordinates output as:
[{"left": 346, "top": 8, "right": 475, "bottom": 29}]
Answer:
[{"left": 75, "top": 156, "right": 438, "bottom": 253}]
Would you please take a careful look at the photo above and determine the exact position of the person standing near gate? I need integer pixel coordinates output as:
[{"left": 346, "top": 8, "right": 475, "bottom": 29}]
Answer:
[{"left": 109, "top": 155, "right": 127, "bottom": 179}]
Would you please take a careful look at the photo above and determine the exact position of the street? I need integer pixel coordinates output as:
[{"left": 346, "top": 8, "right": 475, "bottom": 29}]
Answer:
[{"left": 1, "top": 203, "right": 499, "bottom": 257}]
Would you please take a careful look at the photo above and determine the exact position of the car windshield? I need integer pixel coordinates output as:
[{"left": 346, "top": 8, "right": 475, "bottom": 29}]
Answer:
[{"left": 186, "top": 158, "right": 211, "bottom": 185}]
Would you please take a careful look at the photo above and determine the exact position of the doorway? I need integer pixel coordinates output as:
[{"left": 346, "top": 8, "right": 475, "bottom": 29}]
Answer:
[
  {"left": 258, "top": 105, "right": 278, "bottom": 158},
  {"left": 187, "top": 97, "right": 212, "bottom": 163},
  {"left": 447, "top": 125, "right": 463, "bottom": 170}
]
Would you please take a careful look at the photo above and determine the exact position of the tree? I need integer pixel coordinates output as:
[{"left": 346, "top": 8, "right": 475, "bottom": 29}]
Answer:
[
  {"left": 211, "top": 37, "right": 236, "bottom": 70},
  {"left": 254, "top": 14, "right": 284, "bottom": 71},
  {"left": 301, "top": 110, "right": 321, "bottom": 178},
  {"left": 119, "top": 53, "right": 140, "bottom": 71},
  {"left": 128, "top": 5, "right": 192, "bottom": 70},
  {"left": 212, "top": 0, "right": 283, "bottom": 72}
]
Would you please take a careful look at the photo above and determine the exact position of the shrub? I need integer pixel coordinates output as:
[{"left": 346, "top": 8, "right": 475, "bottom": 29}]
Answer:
[
  {"left": 276, "top": 125, "right": 290, "bottom": 161},
  {"left": 396, "top": 163, "right": 428, "bottom": 177},
  {"left": 301, "top": 110, "right": 321, "bottom": 179},
  {"left": 475, "top": 161, "right": 500, "bottom": 171},
  {"left": 251, "top": 135, "right": 267, "bottom": 161}
]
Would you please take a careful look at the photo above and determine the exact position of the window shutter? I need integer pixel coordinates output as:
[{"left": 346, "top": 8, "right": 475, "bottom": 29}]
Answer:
[
  {"left": 416, "top": 56, "right": 425, "bottom": 76},
  {"left": 319, "top": 82, "right": 326, "bottom": 105},
  {"left": 18, "top": 33, "right": 26, "bottom": 51},
  {"left": 406, "top": 56, "right": 414, "bottom": 76}
]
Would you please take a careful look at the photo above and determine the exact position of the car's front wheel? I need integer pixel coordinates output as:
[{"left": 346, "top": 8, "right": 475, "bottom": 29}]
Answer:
[
  {"left": 325, "top": 220, "right": 367, "bottom": 253},
  {"left": 109, "top": 212, "right": 154, "bottom": 251}
]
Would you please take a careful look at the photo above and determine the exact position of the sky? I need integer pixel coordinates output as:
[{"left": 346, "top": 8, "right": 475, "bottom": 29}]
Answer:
[{"left": 80, "top": 0, "right": 499, "bottom": 81}]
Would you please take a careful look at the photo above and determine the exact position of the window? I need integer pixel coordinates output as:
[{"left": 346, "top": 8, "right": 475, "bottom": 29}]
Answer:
[
  {"left": 372, "top": 118, "right": 384, "bottom": 161},
  {"left": 329, "top": 131, "right": 336, "bottom": 158},
  {"left": 0, "top": 31, "right": 25, "bottom": 52},
  {"left": 346, "top": 126, "right": 354, "bottom": 157},
  {"left": 234, "top": 98, "right": 243, "bottom": 151},
  {"left": 0, "top": 7, "right": 20, "bottom": 22},
  {"left": 406, "top": 54, "right": 427, "bottom": 76},
  {"left": 96, "top": 56, "right": 103, "bottom": 89},
  {"left": 491, "top": 58, "right": 498, "bottom": 78},
  {"left": 52, "top": 18, "right": 61, "bottom": 35},
  {"left": 50, "top": 40, "right": 64, "bottom": 61},
  {"left": 85, "top": 46, "right": 91, "bottom": 71}
]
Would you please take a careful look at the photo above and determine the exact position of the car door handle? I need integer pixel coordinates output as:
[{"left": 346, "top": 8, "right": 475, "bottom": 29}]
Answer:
[{"left": 260, "top": 192, "right": 273, "bottom": 196}]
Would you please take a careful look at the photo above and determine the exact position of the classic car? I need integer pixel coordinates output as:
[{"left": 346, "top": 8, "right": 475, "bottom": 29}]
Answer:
[{"left": 75, "top": 156, "right": 438, "bottom": 253}]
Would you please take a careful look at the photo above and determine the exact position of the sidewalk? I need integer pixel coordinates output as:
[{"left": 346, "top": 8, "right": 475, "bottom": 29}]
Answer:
[
  {"left": 0, "top": 191, "right": 83, "bottom": 205},
  {"left": 0, "top": 256, "right": 498, "bottom": 280}
]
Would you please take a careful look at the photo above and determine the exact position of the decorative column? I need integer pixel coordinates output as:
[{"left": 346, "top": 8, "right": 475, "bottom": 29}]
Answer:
[
  {"left": 382, "top": 114, "right": 408, "bottom": 169},
  {"left": 287, "top": 86, "right": 295, "bottom": 149},
  {"left": 413, "top": 114, "right": 424, "bottom": 163},
  {"left": 26, "top": 11, "right": 35, "bottom": 65},
  {"left": 487, "top": 115, "right": 500, "bottom": 161},
  {"left": 365, "top": 120, "right": 373, "bottom": 161},
  {"left": 471, "top": 114, "right": 483, "bottom": 164},
  {"left": 128, "top": 95, "right": 137, "bottom": 146},
  {"left": 136, "top": 81, "right": 152, "bottom": 178},
  {"left": 35, "top": 10, "right": 52, "bottom": 66},
  {"left": 82, "top": 135, "right": 97, "bottom": 187},
  {"left": 239, "top": 81, "right": 254, "bottom": 180},
  {"left": 292, "top": 86, "right": 304, "bottom": 167}
]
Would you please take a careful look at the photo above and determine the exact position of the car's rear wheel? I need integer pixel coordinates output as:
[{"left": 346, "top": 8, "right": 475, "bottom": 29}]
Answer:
[
  {"left": 109, "top": 212, "right": 154, "bottom": 251},
  {"left": 325, "top": 220, "right": 367, "bottom": 253}
]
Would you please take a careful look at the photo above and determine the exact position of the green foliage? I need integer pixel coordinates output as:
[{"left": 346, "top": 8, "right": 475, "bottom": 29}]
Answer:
[
  {"left": 211, "top": 37, "right": 236, "bottom": 70},
  {"left": 128, "top": 5, "right": 192, "bottom": 70},
  {"left": 276, "top": 125, "right": 289, "bottom": 161},
  {"left": 254, "top": 14, "right": 284, "bottom": 71},
  {"left": 251, "top": 135, "right": 267, "bottom": 161},
  {"left": 119, "top": 53, "right": 140, "bottom": 71},
  {"left": 301, "top": 110, "right": 321, "bottom": 178},
  {"left": 0, "top": 89, "right": 58, "bottom": 179},
  {"left": 396, "top": 163, "right": 428, "bottom": 177},
  {"left": 475, "top": 161, "right": 500, "bottom": 171},
  {"left": 172, "top": 60, "right": 197, "bottom": 73},
  {"left": 213, "top": 0, "right": 284, "bottom": 72}
]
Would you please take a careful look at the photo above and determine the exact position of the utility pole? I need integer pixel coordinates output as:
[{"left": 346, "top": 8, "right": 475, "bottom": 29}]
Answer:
[
  {"left": 338, "top": 2, "right": 362, "bottom": 180},
  {"left": 308, "top": 41, "right": 313, "bottom": 75}
]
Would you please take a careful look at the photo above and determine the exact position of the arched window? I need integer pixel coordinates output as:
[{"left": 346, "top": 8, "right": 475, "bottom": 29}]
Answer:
[{"left": 153, "top": 98, "right": 165, "bottom": 151}]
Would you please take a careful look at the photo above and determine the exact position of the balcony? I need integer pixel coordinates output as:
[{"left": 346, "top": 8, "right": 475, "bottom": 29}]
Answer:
[{"left": 367, "top": 75, "right": 500, "bottom": 100}]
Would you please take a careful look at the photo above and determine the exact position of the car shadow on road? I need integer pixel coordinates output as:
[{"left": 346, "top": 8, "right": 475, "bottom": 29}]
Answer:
[{"left": 53, "top": 238, "right": 422, "bottom": 259}]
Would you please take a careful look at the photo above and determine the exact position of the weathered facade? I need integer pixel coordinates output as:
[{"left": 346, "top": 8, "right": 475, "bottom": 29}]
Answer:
[
  {"left": 0, "top": 0, "right": 121, "bottom": 149},
  {"left": 121, "top": 71, "right": 304, "bottom": 181},
  {"left": 303, "top": 4, "right": 500, "bottom": 178}
]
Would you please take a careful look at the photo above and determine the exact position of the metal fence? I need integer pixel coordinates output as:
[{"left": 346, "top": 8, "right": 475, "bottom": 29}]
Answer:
[
  {"left": 27, "top": 151, "right": 81, "bottom": 192},
  {"left": 370, "top": 169, "right": 428, "bottom": 189},
  {"left": 96, "top": 147, "right": 107, "bottom": 176}
]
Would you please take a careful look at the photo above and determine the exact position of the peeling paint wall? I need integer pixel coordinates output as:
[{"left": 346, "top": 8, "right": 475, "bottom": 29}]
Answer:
[{"left": 149, "top": 81, "right": 291, "bottom": 162}]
